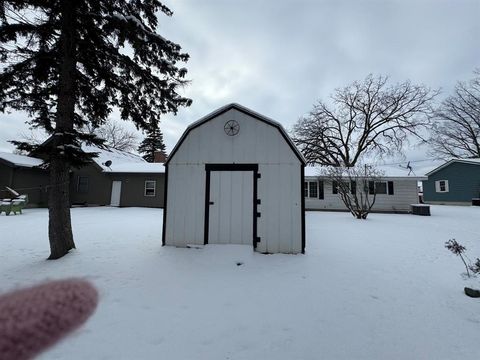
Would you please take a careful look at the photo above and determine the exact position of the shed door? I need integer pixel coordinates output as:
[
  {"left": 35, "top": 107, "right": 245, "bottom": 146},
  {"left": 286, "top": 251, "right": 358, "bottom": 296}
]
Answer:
[
  {"left": 110, "top": 181, "right": 122, "bottom": 207},
  {"left": 208, "top": 171, "right": 253, "bottom": 245}
]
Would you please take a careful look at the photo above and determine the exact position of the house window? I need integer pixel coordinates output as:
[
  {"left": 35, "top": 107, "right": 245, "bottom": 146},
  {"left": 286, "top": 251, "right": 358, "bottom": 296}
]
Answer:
[
  {"left": 376, "top": 182, "right": 387, "bottom": 194},
  {"left": 304, "top": 181, "right": 323, "bottom": 199},
  {"left": 309, "top": 181, "right": 318, "bottom": 198},
  {"left": 350, "top": 181, "right": 356, "bottom": 195},
  {"left": 368, "top": 181, "right": 393, "bottom": 195},
  {"left": 435, "top": 180, "right": 449, "bottom": 193},
  {"left": 333, "top": 181, "right": 349, "bottom": 195},
  {"left": 77, "top": 176, "right": 89, "bottom": 193},
  {"left": 388, "top": 181, "right": 394, "bottom": 195},
  {"left": 144, "top": 180, "right": 156, "bottom": 196}
]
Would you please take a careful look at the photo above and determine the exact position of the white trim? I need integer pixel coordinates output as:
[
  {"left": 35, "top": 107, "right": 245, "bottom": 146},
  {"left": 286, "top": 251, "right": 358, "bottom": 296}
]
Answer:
[
  {"left": 435, "top": 180, "right": 449, "bottom": 193},
  {"left": 304, "top": 180, "right": 318, "bottom": 198},
  {"left": 144, "top": 180, "right": 156, "bottom": 197},
  {"left": 110, "top": 181, "right": 122, "bottom": 206}
]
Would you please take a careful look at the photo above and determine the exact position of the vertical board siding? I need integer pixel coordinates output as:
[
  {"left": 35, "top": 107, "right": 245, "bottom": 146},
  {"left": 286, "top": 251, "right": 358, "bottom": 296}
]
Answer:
[
  {"left": 166, "top": 164, "right": 206, "bottom": 246},
  {"left": 165, "top": 108, "right": 303, "bottom": 253}
]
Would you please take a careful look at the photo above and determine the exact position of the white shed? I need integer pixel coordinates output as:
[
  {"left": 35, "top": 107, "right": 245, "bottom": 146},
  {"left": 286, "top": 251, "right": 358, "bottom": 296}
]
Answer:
[{"left": 162, "top": 103, "right": 306, "bottom": 254}]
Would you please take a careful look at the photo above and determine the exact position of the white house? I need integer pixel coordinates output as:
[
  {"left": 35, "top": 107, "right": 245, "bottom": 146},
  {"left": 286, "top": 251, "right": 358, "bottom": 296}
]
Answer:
[
  {"left": 304, "top": 165, "right": 426, "bottom": 213},
  {"left": 162, "top": 103, "right": 306, "bottom": 254}
]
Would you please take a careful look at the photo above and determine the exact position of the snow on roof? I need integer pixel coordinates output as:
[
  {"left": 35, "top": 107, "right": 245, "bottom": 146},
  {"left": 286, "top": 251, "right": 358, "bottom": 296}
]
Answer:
[
  {"left": 83, "top": 145, "right": 164, "bottom": 173},
  {"left": 105, "top": 163, "right": 165, "bottom": 174},
  {"left": 304, "top": 164, "right": 427, "bottom": 180},
  {"left": 425, "top": 158, "right": 480, "bottom": 176},
  {"left": 0, "top": 152, "right": 43, "bottom": 168}
]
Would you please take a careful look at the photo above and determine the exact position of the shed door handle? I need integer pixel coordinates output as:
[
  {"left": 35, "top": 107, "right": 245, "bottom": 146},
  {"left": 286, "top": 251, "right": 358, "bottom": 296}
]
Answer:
[{"left": 209, "top": 201, "right": 214, "bottom": 205}]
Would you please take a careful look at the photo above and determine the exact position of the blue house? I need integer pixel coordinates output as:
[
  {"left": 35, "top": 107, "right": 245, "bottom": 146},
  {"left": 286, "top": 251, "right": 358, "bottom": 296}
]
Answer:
[{"left": 423, "top": 159, "right": 480, "bottom": 205}]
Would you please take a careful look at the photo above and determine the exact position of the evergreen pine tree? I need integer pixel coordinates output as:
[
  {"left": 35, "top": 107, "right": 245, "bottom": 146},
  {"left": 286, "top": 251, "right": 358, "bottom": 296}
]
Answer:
[
  {"left": 0, "top": 1, "right": 191, "bottom": 259},
  {"left": 138, "top": 125, "right": 167, "bottom": 162}
]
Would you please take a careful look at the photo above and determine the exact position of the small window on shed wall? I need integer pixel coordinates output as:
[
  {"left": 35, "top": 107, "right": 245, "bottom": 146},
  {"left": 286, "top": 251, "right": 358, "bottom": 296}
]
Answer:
[
  {"left": 77, "top": 176, "right": 89, "bottom": 193},
  {"left": 435, "top": 180, "right": 449, "bottom": 193},
  {"left": 144, "top": 180, "right": 156, "bottom": 197}
]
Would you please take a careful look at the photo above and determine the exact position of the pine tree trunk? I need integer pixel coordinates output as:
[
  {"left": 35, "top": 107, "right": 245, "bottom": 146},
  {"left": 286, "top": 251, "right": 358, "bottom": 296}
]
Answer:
[
  {"left": 48, "top": 0, "right": 77, "bottom": 259},
  {"left": 48, "top": 159, "right": 75, "bottom": 259}
]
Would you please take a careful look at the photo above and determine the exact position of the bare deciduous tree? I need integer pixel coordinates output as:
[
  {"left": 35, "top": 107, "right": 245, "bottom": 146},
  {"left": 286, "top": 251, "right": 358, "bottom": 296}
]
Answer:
[
  {"left": 90, "top": 120, "right": 138, "bottom": 152},
  {"left": 293, "top": 75, "right": 439, "bottom": 167},
  {"left": 14, "top": 130, "right": 48, "bottom": 154},
  {"left": 325, "top": 165, "right": 383, "bottom": 219},
  {"left": 428, "top": 70, "right": 480, "bottom": 159}
]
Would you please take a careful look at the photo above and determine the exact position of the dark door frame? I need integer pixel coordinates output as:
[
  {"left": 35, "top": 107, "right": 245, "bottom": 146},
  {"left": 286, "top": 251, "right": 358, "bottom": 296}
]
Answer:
[{"left": 204, "top": 163, "right": 259, "bottom": 248}]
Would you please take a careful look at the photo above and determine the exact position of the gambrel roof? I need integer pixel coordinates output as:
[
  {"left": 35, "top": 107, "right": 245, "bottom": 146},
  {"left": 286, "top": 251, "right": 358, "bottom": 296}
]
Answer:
[{"left": 166, "top": 103, "right": 306, "bottom": 165}]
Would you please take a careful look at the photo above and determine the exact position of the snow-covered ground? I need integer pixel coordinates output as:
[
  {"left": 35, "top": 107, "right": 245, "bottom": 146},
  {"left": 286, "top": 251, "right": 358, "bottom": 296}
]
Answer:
[{"left": 1, "top": 206, "right": 479, "bottom": 359}]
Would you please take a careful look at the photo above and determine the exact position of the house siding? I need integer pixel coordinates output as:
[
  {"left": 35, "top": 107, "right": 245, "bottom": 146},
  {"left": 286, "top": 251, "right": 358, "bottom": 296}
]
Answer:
[
  {"left": 0, "top": 163, "right": 49, "bottom": 207},
  {"left": 109, "top": 173, "right": 165, "bottom": 208},
  {"left": 305, "top": 177, "right": 419, "bottom": 212},
  {"left": 70, "top": 164, "right": 112, "bottom": 206},
  {"left": 423, "top": 162, "right": 480, "bottom": 203}
]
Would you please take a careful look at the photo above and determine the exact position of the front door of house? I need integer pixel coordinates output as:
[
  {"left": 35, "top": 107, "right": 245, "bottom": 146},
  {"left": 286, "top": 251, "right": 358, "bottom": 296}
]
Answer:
[
  {"left": 208, "top": 171, "right": 254, "bottom": 245},
  {"left": 110, "top": 181, "right": 122, "bottom": 207}
]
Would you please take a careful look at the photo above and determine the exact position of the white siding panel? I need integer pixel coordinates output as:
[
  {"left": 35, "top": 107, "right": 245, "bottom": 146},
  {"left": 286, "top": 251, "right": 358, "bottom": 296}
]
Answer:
[
  {"left": 305, "top": 178, "right": 419, "bottom": 212},
  {"left": 165, "top": 164, "right": 205, "bottom": 246},
  {"left": 170, "top": 110, "right": 299, "bottom": 166},
  {"left": 257, "top": 163, "right": 302, "bottom": 253},
  {"left": 166, "top": 107, "right": 303, "bottom": 254}
]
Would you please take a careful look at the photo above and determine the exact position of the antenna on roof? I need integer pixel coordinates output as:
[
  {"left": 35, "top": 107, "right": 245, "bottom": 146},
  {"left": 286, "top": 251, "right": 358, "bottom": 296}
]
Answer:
[
  {"left": 399, "top": 161, "right": 414, "bottom": 176},
  {"left": 103, "top": 160, "right": 112, "bottom": 168}
]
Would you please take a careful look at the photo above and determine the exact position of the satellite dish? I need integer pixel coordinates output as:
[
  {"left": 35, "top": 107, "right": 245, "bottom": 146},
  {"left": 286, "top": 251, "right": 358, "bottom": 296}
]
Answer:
[{"left": 103, "top": 160, "right": 112, "bottom": 167}]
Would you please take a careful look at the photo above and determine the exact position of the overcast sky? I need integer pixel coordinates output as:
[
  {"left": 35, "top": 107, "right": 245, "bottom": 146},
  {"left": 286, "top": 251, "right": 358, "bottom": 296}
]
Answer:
[{"left": 1, "top": 0, "right": 479, "bottom": 165}]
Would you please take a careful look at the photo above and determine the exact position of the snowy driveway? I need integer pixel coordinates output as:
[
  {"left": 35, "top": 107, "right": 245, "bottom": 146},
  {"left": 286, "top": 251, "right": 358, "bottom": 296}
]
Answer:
[{"left": 1, "top": 206, "right": 479, "bottom": 359}]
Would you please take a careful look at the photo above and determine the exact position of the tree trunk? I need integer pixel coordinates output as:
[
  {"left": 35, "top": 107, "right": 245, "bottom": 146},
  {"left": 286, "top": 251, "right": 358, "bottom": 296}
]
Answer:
[
  {"left": 48, "top": 159, "right": 75, "bottom": 259},
  {"left": 48, "top": 0, "right": 77, "bottom": 259}
]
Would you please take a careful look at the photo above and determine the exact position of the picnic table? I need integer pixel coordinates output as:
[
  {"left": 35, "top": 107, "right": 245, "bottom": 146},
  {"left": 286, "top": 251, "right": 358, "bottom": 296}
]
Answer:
[{"left": 0, "top": 189, "right": 29, "bottom": 215}]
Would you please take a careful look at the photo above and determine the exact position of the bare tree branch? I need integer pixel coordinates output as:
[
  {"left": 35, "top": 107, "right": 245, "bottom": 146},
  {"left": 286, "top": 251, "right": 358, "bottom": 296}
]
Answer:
[
  {"left": 325, "top": 164, "right": 384, "bottom": 219},
  {"left": 293, "top": 74, "right": 439, "bottom": 167},
  {"left": 91, "top": 119, "right": 138, "bottom": 152},
  {"left": 428, "top": 70, "right": 480, "bottom": 159}
]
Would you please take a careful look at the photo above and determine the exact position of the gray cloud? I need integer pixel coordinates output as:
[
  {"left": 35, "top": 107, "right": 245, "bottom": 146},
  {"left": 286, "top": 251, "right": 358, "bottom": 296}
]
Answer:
[{"left": 1, "top": 0, "right": 479, "bottom": 161}]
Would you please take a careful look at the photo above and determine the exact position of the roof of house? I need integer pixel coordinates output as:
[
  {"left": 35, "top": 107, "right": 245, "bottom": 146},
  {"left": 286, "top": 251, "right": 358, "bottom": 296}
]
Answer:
[
  {"left": 305, "top": 164, "right": 427, "bottom": 180},
  {"left": 425, "top": 158, "right": 480, "bottom": 176},
  {"left": 0, "top": 146, "right": 165, "bottom": 174},
  {"left": 166, "top": 103, "right": 306, "bottom": 165},
  {"left": 83, "top": 145, "right": 165, "bottom": 174},
  {"left": 103, "top": 162, "right": 166, "bottom": 174},
  {"left": 0, "top": 152, "right": 44, "bottom": 168}
]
